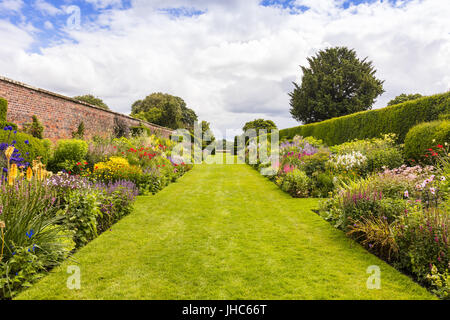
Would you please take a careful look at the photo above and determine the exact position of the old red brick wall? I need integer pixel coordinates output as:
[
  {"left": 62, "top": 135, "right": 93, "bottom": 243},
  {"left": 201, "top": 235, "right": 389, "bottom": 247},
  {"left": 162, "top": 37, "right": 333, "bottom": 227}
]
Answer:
[{"left": 0, "top": 76, "right": 173, "bottom": 141}]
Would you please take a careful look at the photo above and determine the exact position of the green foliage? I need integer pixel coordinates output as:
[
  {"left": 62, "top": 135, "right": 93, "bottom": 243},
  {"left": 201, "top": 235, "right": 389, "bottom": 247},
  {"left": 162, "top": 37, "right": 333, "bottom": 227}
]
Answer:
[
  {"left": 277, "top": 169, "right": 311, "bottom": 197},
  {"left": 72, "top": 122, "right": 85, "bottom": 139},
  {"left": 130, "top": 125, "right": 151, "bottom": 137},
  {"left": 22, "top": 115, "right": 44, "bottom": 139},
  {"left": 0, "top": 121, "right": 17, "bottom": 131},
  {"left": 281, "top": 91, "right": 450, "bottom": 145},
  {"left": 0, "top": 180, "right": 67, "bottom": 299},
  {"left": 62, "top": 189, "right": 100, "bottom": 249},
  {"left": 331, "top": 134, "right": 403, "bottom": 173},
  {"left": 0, "top": 97, "right": 7, "bottom": 121},
  {"left": 404, "top": 120, "right": 450, "bottom": 161},
  {"left": 242, "top": 119, "right": 277, "bottom": 134},
  {"left": 0, "top": 130, "right": 50, "bottom": 164},
  {"left": 74, "top": 94, "right": 109, "bottom": 110},
  {"left": 49, "top": 139, "right": 88, "bottom": 172},
  {"left": 201, "top": 120, "right": 215, "bottom": 150},
  {"left": 289, "top": 46, "right": 384, "bottom": 124},
  {"left": 131, "top": 93, "right": 197, "bottom": 129},
  {"left": 395, "top": 208, "right": 449, "bottom": 284},
  {"left": 0, "top": 247, "right": 46, "bottom": 299},
  {"left": 388, "top": 93, "right": 422, "bottom": 106}
]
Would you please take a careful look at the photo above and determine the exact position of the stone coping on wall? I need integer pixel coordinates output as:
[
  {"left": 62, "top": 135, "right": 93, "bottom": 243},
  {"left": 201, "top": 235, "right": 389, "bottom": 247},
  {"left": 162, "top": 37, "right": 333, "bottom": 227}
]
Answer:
[{"left": 0, "top": 75, "right": 174, "bottom": 135}]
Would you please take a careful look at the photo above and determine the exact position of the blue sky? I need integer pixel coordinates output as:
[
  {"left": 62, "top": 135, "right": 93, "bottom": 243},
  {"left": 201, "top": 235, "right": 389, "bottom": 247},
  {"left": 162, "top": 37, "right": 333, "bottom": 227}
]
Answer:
[{"left": 0, "top": 0, "right": 448, "bottom": 138}]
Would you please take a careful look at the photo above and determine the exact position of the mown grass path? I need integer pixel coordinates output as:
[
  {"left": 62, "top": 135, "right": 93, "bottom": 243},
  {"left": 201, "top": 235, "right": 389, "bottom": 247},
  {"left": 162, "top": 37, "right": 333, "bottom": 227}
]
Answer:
[{"left": 17, "top": 163, "right": 434, "bottom": 299}]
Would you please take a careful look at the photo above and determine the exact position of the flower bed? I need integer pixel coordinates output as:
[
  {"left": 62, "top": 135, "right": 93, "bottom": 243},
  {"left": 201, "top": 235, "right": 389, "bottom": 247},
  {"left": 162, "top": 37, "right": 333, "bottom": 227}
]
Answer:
[
  {"left": 0, "top": 128, "right": 192, "bottom": 299},
  {"left": 248, "top": 134, "right": 449, "bottom": 299}
]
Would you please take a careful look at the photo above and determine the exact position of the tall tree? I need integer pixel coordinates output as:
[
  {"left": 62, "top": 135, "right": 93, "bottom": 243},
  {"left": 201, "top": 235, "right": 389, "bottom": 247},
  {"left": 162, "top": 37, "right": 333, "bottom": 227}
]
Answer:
[
  {"left": 74, "top": 94, "right": 109, "bottom": 110},
  {"left": 200, "top": 120, "right": 215, "bottom": 150},
  {"left": 131, "top": 93, "right": 197, "bottom": 130},
  {"left": 289, "top": 47, "right": 384, "bottom": 124},
  {"left": 242, "top": 119, "right": 277, "bottom": 135},
  {"left": 387, "top": 93, "right": 422, "bottom": 106}
]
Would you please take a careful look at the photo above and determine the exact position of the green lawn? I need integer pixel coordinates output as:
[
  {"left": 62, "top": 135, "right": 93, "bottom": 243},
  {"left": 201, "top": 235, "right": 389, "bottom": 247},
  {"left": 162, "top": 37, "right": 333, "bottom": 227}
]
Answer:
[{"left": 17, "top": 161, "right": 434, "bottom": 299}]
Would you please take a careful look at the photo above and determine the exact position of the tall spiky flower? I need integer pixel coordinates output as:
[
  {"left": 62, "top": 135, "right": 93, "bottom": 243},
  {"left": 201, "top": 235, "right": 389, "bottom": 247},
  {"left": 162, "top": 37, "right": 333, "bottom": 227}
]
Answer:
[
  {"left": 4, "top": 146, "right": 14, "bottom": 160},
  {"left": 26, "top": 166, "right": 33, "bottom": 181}
]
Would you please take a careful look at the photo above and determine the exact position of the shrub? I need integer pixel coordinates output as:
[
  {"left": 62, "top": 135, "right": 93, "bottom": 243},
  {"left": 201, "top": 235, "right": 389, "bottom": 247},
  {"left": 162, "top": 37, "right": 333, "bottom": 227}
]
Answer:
[
  {"left": 278, "top": 169, "right": 311, "bottom": 197},
  {"left": 330, "top": 134, "right": 403, "bottom": 173},
  {"left": 131, "top": 125, "right": 151, "bottom": 137},
  {"left": 313, "top": 171, "right": 335, "bottom": 197},
  {"left": 347, "top": 216, "right": 399, "bottom": 261},
  {"left": 328, "top": 151, "right": 368, "bottom": 175},
  {"left": 0, "top": 97, "right": 7, "bottom": 121},
  {"left": 280, "top": 91, "right": 450, "bottom": 145},
  {"left": 0, "top": 121, "right": 17, "bottom": 131},
  {"left": 72, "top": 122, "right": 85, "bottom": 139},
  {"left": 0, "top": 128, "right": 50, "bottom": 165},
  {"left": 394, "top": 208, "right": 449, "bottom": 284},
  {"left": 22, "top": 116, "right": 44, "bottom": 139},
  {"left": 62, "top": 188, "right": 100, "bottom": 249},
  {"left": 92, "top": 156, "right": 142, "bottom": 184},
  {"left": 95, "top": 180, "right": 139, "bottom": 234},
  {"left": 404, "top": 120, "right": 450, "bottom": 162},
  {"left": 0, "top": 179, "right": 66, "bottom": 299},
  {"left": 49, "top": 139, "right": 88, "bottom": 173}
]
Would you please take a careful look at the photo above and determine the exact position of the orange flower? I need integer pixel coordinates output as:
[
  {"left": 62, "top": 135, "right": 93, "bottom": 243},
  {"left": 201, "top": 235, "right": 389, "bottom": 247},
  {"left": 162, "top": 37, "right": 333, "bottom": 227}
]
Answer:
[{"left": 26, "top": 167, "right": 33, "bottom": 181}]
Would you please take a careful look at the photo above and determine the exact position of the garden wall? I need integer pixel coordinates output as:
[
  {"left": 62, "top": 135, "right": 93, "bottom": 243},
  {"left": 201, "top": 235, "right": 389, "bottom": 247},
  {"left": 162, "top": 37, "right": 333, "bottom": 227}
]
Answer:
[
  {"left": 0, "top": 76, "right": 173, "bottom": 141},
  {"left": 280, "top": 92, "right": 450, "bottom": 145}
]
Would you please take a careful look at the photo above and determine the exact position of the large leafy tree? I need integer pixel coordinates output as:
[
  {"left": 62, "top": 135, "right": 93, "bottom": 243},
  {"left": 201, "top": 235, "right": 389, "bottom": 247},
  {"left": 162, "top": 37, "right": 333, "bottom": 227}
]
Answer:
[
  {"left": 289, "top": 47, "right": 384, "bottom": 124},
  {"left": 387, "top": 93, "right": 422, "bottom": 106},
  {"left": 242, "top": 119, "right": 277, "bottom": 134},
  {"left": 131, "top": 93, "right": 197, "bottom": 130},
  {"left": 74, "top": 94, "right": 109, "bottom": 110},
  {"left": 200, "top": 120, "right": 215, "bottom": 150}
]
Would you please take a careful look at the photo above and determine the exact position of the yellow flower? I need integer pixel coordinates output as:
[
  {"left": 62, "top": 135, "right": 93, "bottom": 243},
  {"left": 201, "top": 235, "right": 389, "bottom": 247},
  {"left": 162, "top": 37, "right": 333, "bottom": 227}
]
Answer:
[
  {"left": 10, "top": 163, "right": 18, "bottom": 179},
  {"left": 26, "top": 167, "right": 33, "bottom": 181},
  {"left": 4, "top": 146, "right": 14, "bottom": 160},
  {"left": 0, "top": 221, "right": 5, "bottom": 229}
]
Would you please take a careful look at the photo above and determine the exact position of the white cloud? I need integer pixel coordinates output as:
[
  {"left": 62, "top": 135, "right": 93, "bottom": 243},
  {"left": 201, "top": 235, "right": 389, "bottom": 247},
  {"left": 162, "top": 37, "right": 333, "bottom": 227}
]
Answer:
[
  {"left": 34, "top": 0, "right": 62, "bottom": 16},
  {"left": 0, "top": 0, "right": 24, "bottom": 13},
  {"left": 0, "top": 0, "right": 449, "bottom": 138},
  {"left": 84, "top": 0, "right": 123, "bottom": 9},
  {"left": 43, "top": 20, "right": 53, "bottom": 29}
]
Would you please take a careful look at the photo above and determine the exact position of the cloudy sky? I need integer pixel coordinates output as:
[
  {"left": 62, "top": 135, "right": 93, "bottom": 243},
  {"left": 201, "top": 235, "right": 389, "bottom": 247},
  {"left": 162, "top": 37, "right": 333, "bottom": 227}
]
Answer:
[{"left": 0, "top": 0, "right": 449, "bottom": 139}]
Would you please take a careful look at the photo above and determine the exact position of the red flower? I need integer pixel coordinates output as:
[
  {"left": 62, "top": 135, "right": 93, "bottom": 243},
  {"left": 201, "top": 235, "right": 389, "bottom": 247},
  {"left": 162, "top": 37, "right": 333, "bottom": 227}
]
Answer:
[
  {"left": 437, "top": 144, "right": 443, "bottom": 148},
  {"left": 428, "top": 148, "right": 433, "bottom": 151},
  {"left": 76, "top": 162, "right": 81, "bottom": 166}
]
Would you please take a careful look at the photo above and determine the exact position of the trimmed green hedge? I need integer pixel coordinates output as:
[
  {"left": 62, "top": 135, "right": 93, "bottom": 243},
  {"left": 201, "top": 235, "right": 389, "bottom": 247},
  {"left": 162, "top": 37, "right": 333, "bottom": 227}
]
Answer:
[
  {"left": 280, "top": 92, "right": 450, "bottom": 145},
  {"left": 404, "top": 120, "right": 450, "bottom": 161},
  {"left": 0, "top": 97, "right": 7, "bottom": 121}
]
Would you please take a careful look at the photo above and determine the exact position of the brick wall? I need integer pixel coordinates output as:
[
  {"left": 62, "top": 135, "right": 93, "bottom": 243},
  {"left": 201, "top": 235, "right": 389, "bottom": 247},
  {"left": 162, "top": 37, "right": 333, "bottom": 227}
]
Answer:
[{"left": 0, "top": 76, "right": 173, "bottom": 141}]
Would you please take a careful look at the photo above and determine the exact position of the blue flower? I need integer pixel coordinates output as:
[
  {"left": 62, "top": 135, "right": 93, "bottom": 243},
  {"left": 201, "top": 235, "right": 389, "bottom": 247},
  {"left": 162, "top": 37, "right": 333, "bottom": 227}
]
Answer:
[
  {"left": 26, "top": 229, "right": 35, "bottom": 239},
  {"left": 24, "top": 140, "right": 29, "bottom": 145}
]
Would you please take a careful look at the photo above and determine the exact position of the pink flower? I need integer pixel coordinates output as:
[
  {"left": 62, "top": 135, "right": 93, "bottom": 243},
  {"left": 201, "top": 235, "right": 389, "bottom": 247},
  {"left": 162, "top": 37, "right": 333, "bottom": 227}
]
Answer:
[{"left": 404, "top": 190, "right": 409, "bottom": 198}]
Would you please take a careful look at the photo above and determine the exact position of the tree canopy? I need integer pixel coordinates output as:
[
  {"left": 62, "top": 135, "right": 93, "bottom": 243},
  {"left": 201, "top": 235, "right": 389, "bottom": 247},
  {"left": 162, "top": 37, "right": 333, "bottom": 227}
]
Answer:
[
  {"left": 387, "top": 93, "right": 423, "bottom": 106},
  {"left": 74, "top": 94, "right": 110, "bottom": 110},
  {"left": 289, "top": 46, "right": 384, "bottom": 124},
  {"left": 131, "top": 93, "right": 197, "bottom": 130},
  {"left": 242, "top": 119, "right": 277, "bottom": 134}
]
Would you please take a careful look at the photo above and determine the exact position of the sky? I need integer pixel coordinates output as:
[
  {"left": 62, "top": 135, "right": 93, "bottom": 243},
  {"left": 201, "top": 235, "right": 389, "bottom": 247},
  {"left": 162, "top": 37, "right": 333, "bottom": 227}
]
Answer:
[{"left": 0, "top": 0, "right": 449, "bottom": 139}]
